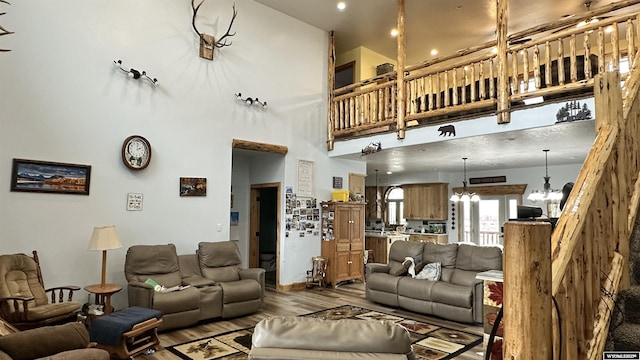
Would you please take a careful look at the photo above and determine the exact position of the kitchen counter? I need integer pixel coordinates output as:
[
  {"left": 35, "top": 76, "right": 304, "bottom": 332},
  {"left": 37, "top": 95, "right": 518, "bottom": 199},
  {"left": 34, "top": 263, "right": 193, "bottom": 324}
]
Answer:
[
  {"left": 406, "top": 232, "right": 449, "bottom": 244},
  {"left": 364, "top": 232, "right": 409, "bottom": 264}
]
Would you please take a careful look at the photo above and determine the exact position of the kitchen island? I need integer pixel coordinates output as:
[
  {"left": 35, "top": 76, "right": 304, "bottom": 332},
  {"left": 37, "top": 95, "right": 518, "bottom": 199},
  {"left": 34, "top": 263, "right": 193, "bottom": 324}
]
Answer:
[{"left": 364, "top": 231, "right": 410, "bottom": 264}]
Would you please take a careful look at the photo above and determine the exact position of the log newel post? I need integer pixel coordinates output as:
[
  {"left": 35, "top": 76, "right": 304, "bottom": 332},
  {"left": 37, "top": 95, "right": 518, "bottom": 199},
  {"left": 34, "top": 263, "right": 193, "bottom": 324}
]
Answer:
[
  {"left": 327, "top": 30, "right": 336, "bottom": 151},
  {"left": 396, "top": 0, "right": 406, "bottom": 139},
  {"left": 596, "top": 71, "right": 630, "bottom": 290},
  {"left": 496, "top": 0, "right": 511, "bottom": 124},
  {"left": 503, "top": 221, "right": 552, "bottom": 359}
]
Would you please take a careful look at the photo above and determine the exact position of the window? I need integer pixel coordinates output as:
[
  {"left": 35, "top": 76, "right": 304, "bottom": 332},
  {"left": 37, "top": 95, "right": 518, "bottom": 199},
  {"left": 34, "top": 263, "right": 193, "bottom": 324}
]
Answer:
[
  {"left": 461, "top": 195, "right": 519, "bottom": 246},
  {"left": 386, "top": 187, "right": 405, "bottom": 226}
]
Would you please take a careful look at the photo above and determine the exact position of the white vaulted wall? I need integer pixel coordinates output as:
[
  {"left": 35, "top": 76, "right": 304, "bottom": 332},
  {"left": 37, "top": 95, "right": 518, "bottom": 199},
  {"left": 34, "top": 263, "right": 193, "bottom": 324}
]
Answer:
[{"left": 0, "top": 0, "right": 364, "bottom": 308}]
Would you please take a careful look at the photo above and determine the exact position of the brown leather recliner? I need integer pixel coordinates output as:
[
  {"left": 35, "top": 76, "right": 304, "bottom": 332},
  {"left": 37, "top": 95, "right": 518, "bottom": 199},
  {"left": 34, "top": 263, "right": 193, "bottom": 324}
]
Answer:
[
  {"left": 197, "top": 241, "right": 265, "bottom": 318},
  {"left": 0, "top": 322, "right": 110, "bottom": 360},
  {"left": 124, "top": 244, "right": 201, "bottom": 331}
]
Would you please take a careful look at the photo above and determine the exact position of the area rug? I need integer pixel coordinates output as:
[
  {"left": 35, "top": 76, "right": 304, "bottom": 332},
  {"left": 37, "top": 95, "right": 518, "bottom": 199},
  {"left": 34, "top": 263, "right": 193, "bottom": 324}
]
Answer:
[{"left": 167, "top": 304, "right": 482, "bottom": 360}]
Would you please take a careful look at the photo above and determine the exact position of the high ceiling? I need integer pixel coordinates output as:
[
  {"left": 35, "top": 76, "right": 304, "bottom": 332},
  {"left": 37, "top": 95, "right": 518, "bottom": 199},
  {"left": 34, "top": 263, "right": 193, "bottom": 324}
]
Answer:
[
  {"left": 253, "top": 0, "right": 632, "bottom": 175},
  {"left": 255, "top": 0, "right": 606, "bottom": 65}
]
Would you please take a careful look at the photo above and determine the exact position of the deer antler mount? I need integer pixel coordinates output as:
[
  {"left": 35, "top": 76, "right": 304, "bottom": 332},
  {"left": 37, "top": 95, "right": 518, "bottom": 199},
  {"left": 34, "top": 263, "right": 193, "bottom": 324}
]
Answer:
[{"left": 191, "top": 0, "right": 237, "bottom": 60}]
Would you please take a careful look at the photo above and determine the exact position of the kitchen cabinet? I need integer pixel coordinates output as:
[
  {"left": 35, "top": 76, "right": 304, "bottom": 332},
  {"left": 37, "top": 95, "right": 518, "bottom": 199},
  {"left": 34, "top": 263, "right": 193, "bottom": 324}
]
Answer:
[
  {"left": 403, "top": 183, "right": 448, "bottom": 220},
  {"left": 321, "top": 202, "right": 365, "bottom": 286}
]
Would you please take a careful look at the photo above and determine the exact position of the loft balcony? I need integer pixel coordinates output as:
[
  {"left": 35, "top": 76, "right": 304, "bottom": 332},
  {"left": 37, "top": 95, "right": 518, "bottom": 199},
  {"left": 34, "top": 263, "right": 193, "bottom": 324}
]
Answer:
[{"left": 327, "top": 1, "right": 640, "bottom": 148}]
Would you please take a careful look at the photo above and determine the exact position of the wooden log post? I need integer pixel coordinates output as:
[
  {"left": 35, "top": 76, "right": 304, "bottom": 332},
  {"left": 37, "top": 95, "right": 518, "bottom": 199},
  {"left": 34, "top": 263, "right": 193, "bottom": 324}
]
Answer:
[
  {"left": 496, "top": 0, "right": 510, "bottom": 124},
  {"left": 327, "top": 31, "right": 336, "bottom": 151},
  {"left": 595, "top": 71, "right": 630, "bottom": 289},
  {"left": 396, "top": 0, "right": 406, "bottom": 139},
  {"left": 503, "top": 221, "right": 552, "bottom": 360}
]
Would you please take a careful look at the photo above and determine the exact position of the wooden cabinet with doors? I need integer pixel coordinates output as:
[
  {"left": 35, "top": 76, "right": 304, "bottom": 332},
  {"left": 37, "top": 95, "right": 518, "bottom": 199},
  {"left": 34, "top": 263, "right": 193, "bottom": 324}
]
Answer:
[
  {"left": 321, "top": 202, "right": 365, "bottom": 286},
  {"left": 403, "top": 183, "right": 448, "bottom": 220}
]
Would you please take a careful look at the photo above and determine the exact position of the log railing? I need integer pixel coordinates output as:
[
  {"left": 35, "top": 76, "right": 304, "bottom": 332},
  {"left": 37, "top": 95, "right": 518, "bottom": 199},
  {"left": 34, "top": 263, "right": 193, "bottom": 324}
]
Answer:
[
  {"left": 502, "top": 63, "right": 640, "bottom": 358},
  {"left": 329, "top": 3, "right": 640, "bottom": 140}
]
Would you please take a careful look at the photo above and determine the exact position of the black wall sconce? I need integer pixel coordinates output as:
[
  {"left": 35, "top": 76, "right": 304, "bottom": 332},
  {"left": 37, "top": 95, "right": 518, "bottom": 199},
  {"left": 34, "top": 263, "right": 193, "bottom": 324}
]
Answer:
[
  {"left": 114, "top": 60, "right": 158, "bottom": 86},
  {"left": 235, "top": 93, "right": 266, "bottom": 107}
]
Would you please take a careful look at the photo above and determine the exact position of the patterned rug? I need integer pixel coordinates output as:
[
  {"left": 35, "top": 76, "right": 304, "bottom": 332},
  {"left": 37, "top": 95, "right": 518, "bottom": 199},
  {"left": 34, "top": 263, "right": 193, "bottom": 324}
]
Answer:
[{"left": 166, "top": 305, "right": 482, "bottom": 360}]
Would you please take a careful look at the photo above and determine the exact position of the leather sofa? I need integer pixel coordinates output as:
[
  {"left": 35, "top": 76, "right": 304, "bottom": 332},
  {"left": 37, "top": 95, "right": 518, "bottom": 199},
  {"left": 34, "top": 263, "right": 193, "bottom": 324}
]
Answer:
[
  {"left": 124, "top": 241, "right": 265, "bottom": 331},
  {"left": 366, "top": 241, "right": 502, "bottom": 324},
  {"left": 249, "top": 316, "right": 415, "bottom": 359},
  {"left": 0, "top": 322, "right": 110, "bottom": 360}
]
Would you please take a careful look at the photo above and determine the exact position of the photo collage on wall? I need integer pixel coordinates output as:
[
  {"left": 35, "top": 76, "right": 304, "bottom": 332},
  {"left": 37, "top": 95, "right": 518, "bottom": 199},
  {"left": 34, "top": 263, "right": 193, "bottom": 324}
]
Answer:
[{"left": 285, "top": 186, "right": 319, "bottom": 238}]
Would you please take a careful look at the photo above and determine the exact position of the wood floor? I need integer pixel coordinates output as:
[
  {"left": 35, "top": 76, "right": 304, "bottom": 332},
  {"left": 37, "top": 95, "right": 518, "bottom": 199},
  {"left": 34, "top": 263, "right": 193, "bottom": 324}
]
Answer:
[{"left": 145, "top": 282, "right": 485, "bottom": 359}]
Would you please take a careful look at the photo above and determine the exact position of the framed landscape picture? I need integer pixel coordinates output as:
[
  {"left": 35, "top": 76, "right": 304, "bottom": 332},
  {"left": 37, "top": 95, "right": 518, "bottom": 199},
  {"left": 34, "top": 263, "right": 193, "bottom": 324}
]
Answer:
[{"left": 10, "top": 158, "right": 91, "bottom": 195}]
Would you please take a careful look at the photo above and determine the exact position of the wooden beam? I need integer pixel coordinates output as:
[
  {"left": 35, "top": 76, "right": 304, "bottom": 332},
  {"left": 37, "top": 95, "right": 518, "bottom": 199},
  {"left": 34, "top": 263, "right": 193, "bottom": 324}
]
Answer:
[
  {"left": 232, "top": 139, "right": 288, "bottom": 155},
  {"left": 496, "top": 0, "right": 510, "bottom": 124},
  {"left": 396, "top": 0, "right": 406, "bottom": 139},
  {"left": 328, "top": 31, "right": 336, "bottom": 151}
]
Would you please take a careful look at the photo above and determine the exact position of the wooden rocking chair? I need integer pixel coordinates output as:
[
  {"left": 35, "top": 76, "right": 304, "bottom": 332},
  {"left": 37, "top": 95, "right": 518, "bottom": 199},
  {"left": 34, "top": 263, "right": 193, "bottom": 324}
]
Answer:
[
  {"left": 0, "top": 251, "right": 81, "bottom": 330},
  {"left": 305, "top": 256, "right": 328, "bottom": 289}
]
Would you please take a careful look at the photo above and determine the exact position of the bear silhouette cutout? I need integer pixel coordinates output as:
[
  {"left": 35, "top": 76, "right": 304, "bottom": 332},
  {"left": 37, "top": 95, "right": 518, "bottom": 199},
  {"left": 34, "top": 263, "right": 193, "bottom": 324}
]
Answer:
[{"left": 438, "top": 125, "right": 456, "bottom": 137}]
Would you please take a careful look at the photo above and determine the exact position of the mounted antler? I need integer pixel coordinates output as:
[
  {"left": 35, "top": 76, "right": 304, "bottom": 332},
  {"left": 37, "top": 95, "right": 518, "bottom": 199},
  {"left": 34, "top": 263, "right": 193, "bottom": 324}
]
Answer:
[
  {"left": 191, "top": 0, "right": 237, "bottom": 60},
  {"left": 0, "top": 0, "right": 14, "bottom": 52}
]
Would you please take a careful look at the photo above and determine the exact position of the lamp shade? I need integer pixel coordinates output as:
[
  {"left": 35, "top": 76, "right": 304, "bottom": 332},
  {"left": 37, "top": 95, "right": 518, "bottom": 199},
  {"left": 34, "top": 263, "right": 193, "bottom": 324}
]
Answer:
[{"left": 88, "top": 225, "right": 122, "bottom": 251}]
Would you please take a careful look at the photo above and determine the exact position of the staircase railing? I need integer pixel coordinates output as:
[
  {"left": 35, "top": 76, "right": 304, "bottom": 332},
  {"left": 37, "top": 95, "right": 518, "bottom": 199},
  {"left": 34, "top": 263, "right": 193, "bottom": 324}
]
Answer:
[{"left": 502, "top": 53, "right": 640, "bottom": 358}]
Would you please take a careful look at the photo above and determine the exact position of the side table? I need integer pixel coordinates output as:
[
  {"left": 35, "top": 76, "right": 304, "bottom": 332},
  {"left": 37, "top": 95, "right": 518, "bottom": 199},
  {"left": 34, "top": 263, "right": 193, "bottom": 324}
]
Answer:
[{"left": 84, "top": 283, "right": 122, "bottom": 315}]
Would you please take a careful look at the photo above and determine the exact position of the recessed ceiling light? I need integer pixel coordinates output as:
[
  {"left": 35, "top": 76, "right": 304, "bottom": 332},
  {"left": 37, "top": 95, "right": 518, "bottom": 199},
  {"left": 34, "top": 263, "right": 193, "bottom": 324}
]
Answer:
[
  {"left": 430, "top": 49, "right": 438, "bottom": 56},
  {"left": 390, "top": 28, "right": 398, "bottom": 37},
  {"left": 337, "top": 2, "right": 346, "bottom": 10},
  {"left": 386, "top": 171, "right": 393, "bottom": 175}
]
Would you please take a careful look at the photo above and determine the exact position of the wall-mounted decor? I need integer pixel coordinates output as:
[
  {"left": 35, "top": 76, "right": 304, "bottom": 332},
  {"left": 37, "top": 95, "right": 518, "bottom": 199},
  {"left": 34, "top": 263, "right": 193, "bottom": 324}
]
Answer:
[
  {"left": 191, "top": 1, "right": 237, "bottom": 60},
  {"left": 180, "top": 177, "right": 207, "bottom": 196},
  {"left": 0, "top": 0, "right": 13, "bottom": 53},
  {"left": 297, "top": 160, "right": 314, "bottom": 197},
  {"left": 122, "top": 135, "right": 152, "bottom": 171},
  {"left": 235, "top": 93, "right": 267, "bottom": 107},
  {"left": 230, "top": 211, "right": 239, "bottom": 226},
  {"left": 127, "top": 193, "right": 143, "bottom": 211},
  {"left": 11, "top": 158, "right": 91, "bottom": 195},
  {"left": 437, "top": 124, "right": 456, "bottom": 136},
  {"left": 114, "top": 60, "right": 158, "bottom": 86},
  {"left": 469, "top": 176, "right": 506, "bottom": 185},
  {"left": 361, "top": 142, "right": 382, "bottom": 156},
  {"left": 555, "top": 100, "right": 591, "bottom": 123}
]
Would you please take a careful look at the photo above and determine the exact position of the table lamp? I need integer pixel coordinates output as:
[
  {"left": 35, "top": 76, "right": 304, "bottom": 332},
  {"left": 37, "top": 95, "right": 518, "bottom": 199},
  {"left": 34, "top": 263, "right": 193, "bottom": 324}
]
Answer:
[{"left": 88, "top": 225, "right": 122, "bottom": 287}]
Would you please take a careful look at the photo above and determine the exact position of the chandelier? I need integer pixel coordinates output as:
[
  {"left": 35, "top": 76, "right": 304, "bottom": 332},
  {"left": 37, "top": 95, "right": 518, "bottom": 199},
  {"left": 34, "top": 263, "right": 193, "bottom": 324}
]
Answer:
[
  {"left": 450, "top": 157, "right": 480, "bottom": 202},
  {"left": 527, "top": 149, "right": 563, "bottom": 202}
]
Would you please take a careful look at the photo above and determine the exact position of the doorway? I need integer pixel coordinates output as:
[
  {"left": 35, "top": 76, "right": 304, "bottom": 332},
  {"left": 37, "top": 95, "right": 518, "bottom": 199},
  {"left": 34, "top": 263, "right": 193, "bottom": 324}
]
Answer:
[
  {"left": 250, "top": 183, "right": 280, "bottom": 289},
  {"left": 461, "top": 195, "right": 519, "bottom": 246}
]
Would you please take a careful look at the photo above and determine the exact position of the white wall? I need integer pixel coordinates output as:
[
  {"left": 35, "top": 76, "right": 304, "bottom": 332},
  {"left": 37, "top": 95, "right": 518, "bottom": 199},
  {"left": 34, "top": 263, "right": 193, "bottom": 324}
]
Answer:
[{"left": 0, "top": 0, "right": 365, "bottom": 309}]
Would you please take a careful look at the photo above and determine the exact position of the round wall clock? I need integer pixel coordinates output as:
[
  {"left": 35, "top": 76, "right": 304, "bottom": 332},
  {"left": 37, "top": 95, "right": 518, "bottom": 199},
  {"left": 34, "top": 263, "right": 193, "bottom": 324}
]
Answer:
[{"left": 122, "top": 135, "right": 151, "bottom": 170}]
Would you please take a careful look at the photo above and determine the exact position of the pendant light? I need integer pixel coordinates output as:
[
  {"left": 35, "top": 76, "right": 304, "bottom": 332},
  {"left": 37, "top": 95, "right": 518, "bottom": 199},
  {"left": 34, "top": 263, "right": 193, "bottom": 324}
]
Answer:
[
  {"left": 527, "top": 149, "right": 563, "bottom": 202},
  {"left": 450, "top": 157, "right": 480, "bottom": 202}
]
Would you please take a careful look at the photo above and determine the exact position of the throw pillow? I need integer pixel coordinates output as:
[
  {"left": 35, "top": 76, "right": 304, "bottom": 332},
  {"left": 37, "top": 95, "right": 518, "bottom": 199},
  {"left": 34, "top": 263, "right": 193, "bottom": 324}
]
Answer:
[{"left": 415, "top": 262, "right": 441, "bottom": 281}]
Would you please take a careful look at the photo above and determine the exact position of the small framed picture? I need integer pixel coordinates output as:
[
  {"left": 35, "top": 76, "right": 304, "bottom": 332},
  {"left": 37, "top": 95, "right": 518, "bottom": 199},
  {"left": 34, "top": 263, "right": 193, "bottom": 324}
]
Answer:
[
  {"left": 180, "top": 177, "right": 206, "bottom": 196},
  {"left": 127, "top": 193, "right": 143, "bottom": 211},
  {"left": 10, "top": 158, "right": 91, "bottom": 195}
]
